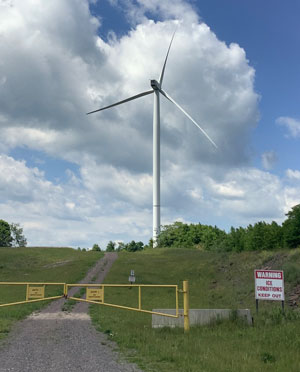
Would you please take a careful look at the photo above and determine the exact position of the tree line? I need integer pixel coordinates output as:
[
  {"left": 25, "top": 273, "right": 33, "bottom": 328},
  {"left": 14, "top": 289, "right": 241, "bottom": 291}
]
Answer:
[
  {"left": 105, "top": 240, "right": 145, "bottom": 252},
  {"left": 2, "top": 204, "right": 299, "bottom": 252},
  {"left": 157, "top": 204, "right": 300, "bottom": 251},
  {"left": 0, "top": 220, "right": 27, "bottom": 247}
]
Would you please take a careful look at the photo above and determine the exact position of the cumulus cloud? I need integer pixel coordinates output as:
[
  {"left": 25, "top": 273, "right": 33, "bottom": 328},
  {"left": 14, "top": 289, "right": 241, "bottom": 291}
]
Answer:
[
  {"left": 261, "top": 150, "right": 277, "bottom": 170},
  {"left": 0, "top": 155, "right": 152, "bottom": 246},
  {"left": 206, "top": 168, "right": 285, "bottom": 219},
  {"left": 4, "top": 0, "right": 296, "bottom": 247},
  {"left": 286, "top": 169, "right": 300, "bottom": 181},
  {"left": 0, "top": 0, "right": 259, "bottom": 170},
  {"left": 276, "top": 116, "right": 300, "bottom": 138},
  {"left": 80, "top": 158, "right": 152, "bottom": 207},
  {"left": 0, "top": 155, "right": 51, "bottom": 202},
  {"left": 108, "top": 0, "right": 199, "bottom": 25}
]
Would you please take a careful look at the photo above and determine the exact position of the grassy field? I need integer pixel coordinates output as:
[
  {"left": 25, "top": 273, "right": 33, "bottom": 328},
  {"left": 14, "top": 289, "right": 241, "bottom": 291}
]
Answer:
[
  {"left": 90, "top": 248, "right": 300, "bottom": 372},
  {"left": 0, "top": 247, "right": 103, "bottom": 340}
]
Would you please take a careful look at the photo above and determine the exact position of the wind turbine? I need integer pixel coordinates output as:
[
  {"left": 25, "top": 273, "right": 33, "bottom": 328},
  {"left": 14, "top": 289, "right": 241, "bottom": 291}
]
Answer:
[{"left": 87, "top": 30, "right": 217, "bottom": 247}]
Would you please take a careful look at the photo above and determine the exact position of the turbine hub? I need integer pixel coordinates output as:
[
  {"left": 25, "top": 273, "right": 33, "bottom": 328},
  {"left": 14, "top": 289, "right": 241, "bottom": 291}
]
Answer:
[{"left": 150, "top": 79, "right": 160, "bottom": 90}]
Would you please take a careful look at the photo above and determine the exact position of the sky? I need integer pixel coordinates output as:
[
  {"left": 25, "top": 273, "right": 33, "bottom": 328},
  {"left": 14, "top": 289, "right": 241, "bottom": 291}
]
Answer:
[{"left": 0, "top": 0, "right": 299, "bottom": 248}]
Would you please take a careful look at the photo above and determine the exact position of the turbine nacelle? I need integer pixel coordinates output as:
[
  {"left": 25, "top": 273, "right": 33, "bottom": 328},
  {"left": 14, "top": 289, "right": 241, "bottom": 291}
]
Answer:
[{"left": 150, "top": 79, "right": 161, "bottom": 90}]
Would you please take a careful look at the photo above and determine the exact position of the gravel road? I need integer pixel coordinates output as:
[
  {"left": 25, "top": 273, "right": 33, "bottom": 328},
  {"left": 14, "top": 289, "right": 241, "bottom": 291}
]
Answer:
[{"left": 0, "top": 252, "right": 143, "bottom": 372}]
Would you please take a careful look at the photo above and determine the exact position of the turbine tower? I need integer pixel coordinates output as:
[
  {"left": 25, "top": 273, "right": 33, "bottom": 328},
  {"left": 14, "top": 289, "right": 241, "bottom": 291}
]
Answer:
[{"left": 87, "top": 31, "right": 217, "bottom": 247}]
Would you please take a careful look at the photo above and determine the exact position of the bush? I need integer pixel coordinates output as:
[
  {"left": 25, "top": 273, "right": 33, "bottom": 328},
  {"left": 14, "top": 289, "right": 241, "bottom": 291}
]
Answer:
[
  {"left": 125, "top": 240, "right": 144, "bottom": 252},
  {"left": 92, "top": 244, "right": 101, "bottom": 251},
  {"left": 106, "top": 241, "right": 116, "bottom": 252},
  {"left": 156, "top": 217, "right": 287, "bottom": 252},
  {"left": 282, "top": 204, "right": 300, "bottom": 248},
  {"left": 0, "top": 220, "right": 27, "bottom": 247},
  {"left": 157, "top": 222, "right": 226, "bottom": 250},
  {"left": 0, "top": 220, "right": 12, "bottom": 247}
]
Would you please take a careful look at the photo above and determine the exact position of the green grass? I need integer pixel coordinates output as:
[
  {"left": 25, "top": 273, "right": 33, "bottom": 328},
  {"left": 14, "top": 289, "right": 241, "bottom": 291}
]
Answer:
[
  {"left": 0, "top": 247, "right": 103, "bottom": 339},
  {"left": 90, "top": 248, "right": 300, "bottom": 372}
]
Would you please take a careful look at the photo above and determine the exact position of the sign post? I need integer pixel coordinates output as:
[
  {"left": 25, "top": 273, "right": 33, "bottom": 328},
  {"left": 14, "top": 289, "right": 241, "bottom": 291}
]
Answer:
[
  {"left": 254, "top": 270, "right": 284, "bottom": 313},
  {"left": 129, "top": 270, "right": 135, "bottom": 284}
]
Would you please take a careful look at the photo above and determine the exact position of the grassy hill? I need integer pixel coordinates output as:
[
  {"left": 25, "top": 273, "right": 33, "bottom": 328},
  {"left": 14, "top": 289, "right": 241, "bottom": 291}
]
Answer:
[
  {"left": 1, "top": 246, "right": 300, "bottom": 371},
  {"left": 0, "top": 247, "right": 103, "bottom": 339},
  {"left": 90, "top": 248, "right": 300, "bottom": 372}
]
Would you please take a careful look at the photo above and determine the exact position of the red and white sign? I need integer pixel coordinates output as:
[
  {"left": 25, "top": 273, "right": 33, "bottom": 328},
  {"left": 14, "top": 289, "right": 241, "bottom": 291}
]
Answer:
[{"left": 254, "top": 270, "right": 284, "bottom": 301}]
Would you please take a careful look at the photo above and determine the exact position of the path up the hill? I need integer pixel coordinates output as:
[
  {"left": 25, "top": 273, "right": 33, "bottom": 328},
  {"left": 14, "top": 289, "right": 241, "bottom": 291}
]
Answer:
[{"left": 0, "top": 252, "right": 143, "bottom": 372}]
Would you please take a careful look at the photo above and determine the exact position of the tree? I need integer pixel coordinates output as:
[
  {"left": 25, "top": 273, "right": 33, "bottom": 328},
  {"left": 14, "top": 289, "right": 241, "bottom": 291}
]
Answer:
[
  {"left": 92, "top": 243, "right": 101, "bottom": 251},
  {"left": 263, "top": 221, "right": 283, "bottom": 250},
  {"left": 0, "top": 220, "right": 12, "bottom": 247},
  {"left": 106, "top": 241, "right": 116, "bottom": 252},
  {"left": 10, "top": 223, "right": 27, "bottom": 247},
  {"left": 247, "top": 222, "right": 265, "bottom": 251},
  {"left": 126, "top": 240, "right": 144, "bottom": 252},
  {"left": 144, "top": 238, "right": 153, "bottom": 249},
  {"left": 282, "top": 204, "right": 300, "bottom": 248}
]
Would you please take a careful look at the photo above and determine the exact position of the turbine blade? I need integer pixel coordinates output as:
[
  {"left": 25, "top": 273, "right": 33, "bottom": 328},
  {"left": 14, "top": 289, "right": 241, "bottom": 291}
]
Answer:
[
  {"left": 159, "top": 89, "right": 218, "bottom": 148},
  {"left": 159, "top": 28, "right": 177, "bottom": 87},
  {"left": 87, "top": 90, "right": 154, "bottom": 115}
]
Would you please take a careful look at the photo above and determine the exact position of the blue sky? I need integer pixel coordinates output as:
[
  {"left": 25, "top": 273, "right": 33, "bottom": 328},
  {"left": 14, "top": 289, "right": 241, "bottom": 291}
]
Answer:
[
  {"left": 92, "top": 0, "right": 300, "bottom": 173},
  {"left": 0, "top": 0, "right": 299, "bottom": 248}
]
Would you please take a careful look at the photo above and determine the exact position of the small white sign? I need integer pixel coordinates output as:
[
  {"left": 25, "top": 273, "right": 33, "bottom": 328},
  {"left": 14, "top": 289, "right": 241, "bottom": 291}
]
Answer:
[
  {"left": 129, "top": 269, "right": 135, "bottom": 283},
  {"left": 254, "top": 270, "right": 284, "bottom": 301}
]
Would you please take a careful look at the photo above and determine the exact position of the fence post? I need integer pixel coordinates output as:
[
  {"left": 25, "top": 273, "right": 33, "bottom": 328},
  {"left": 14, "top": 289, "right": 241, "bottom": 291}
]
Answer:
[
  {"left": 183, "top": 280, "right": 190, "bottom": 333},
  {"left": 138, "top": 286, "right": 142, "bottom": 310},
  {"left": 26, "top": 284, "right": 29, "bottom": 301}
]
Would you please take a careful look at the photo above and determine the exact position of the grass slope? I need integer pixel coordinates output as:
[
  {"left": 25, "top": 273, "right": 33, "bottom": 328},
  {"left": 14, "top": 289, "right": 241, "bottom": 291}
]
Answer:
[
  {"left": 90, "top": 248, "right": 300, "bottom": 372},
  {"left": 0, "top": 247, "right": 103, "bottom": 340}
]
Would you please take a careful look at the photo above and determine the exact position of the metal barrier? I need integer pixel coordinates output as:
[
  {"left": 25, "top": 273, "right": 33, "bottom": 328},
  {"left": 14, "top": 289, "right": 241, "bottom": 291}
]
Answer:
[
  {"left": 0, "top": 282, "right": 65, "bottom": 307},
  {"left": 66, "top": 280, "right": 190, "bottom": 332},
  {"left": 0, "top": 281, "right": 190, "bottom": 332},
  {"left": 66, "top": 283, "right": 179, "bottom": 318}
]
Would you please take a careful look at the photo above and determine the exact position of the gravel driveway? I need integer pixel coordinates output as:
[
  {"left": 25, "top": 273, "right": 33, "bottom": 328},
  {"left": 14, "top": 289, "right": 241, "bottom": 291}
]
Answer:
[{"left": 0, "top": 252, "right": 143, "bottom": 372}]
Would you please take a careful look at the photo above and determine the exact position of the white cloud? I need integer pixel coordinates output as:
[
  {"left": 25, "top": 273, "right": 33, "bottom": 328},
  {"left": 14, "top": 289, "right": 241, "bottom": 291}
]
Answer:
[
  {"left": 0, "top": 155, "right": 54, "bottom": 202},
  {"left": 2, "top": 127, "right": 59, "bottom": 149},
  {"left": 206, "top": 168, "right": 285, "bottom": 220},
  {"left": 109, "top": 0, "right": 198, "bottom": 25},
  {"left": 0, "top": 154, "right": 153, "bottom": 247},
  {"left": 80, "top": 159, "right": 153, "bottom": 207},
  {"left": 261, "top": 150, "right": 277, "bottom": 170},
  {"left": 0, "top": 0, "right": 259, "bottom": 170},
  {"left": 209, "top": 180, "right": 245, "bottom": 199},
  {"left": 276, "top": 116, "right": 300, "bottom": 138},
  {"left": 286, "top": 169, "right": 300, "bottom": 181},
  {"left": 4, "top": 0, "right": 297, "bottom": 247}
]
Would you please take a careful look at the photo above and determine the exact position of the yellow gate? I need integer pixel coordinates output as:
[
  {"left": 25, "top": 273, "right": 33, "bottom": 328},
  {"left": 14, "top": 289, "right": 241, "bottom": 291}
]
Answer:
[
  {"left": 0, "top": 282, "right": 66, "bottom": 307},
  {"left": 0, "top": 281, "right": 190, "bottom": 332},
  {"left": 65, "top": 281, "right": 190, "bottom": 332}
]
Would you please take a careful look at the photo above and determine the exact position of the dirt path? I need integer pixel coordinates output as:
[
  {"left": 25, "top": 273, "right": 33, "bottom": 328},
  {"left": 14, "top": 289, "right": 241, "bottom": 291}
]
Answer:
[{"left": 0, "top": 252, "right": 143, "bottom": 372}]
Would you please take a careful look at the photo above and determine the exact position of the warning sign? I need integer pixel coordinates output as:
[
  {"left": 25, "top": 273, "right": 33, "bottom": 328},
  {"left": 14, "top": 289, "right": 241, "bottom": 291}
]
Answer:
[
  {"left": 28, "top": 286, "right": 45, "bottom": 299},
  {"left": 86, "top": 288, "right": 103, "bottom": 302},
  {"left": 254, "top": 270, "right": 284, "bottom": 301}
]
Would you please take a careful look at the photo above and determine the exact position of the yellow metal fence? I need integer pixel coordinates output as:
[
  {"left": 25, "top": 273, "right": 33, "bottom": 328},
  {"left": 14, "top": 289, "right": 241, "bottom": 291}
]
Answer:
[
  {"left": 66, "top": 283, "right": 179, "bottom": 318},
  {"left": 0, "top": 282, "right": 65, "bottom": 307},
  {"left": 0, "top": 281, "right": 190, "bottom": 332}
]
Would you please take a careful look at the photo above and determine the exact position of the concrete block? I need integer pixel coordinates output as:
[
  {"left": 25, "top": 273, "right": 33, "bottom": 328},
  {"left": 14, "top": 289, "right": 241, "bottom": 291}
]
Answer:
[{"left": 152, "top": 309, "right": 252, "bottom": 328}]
